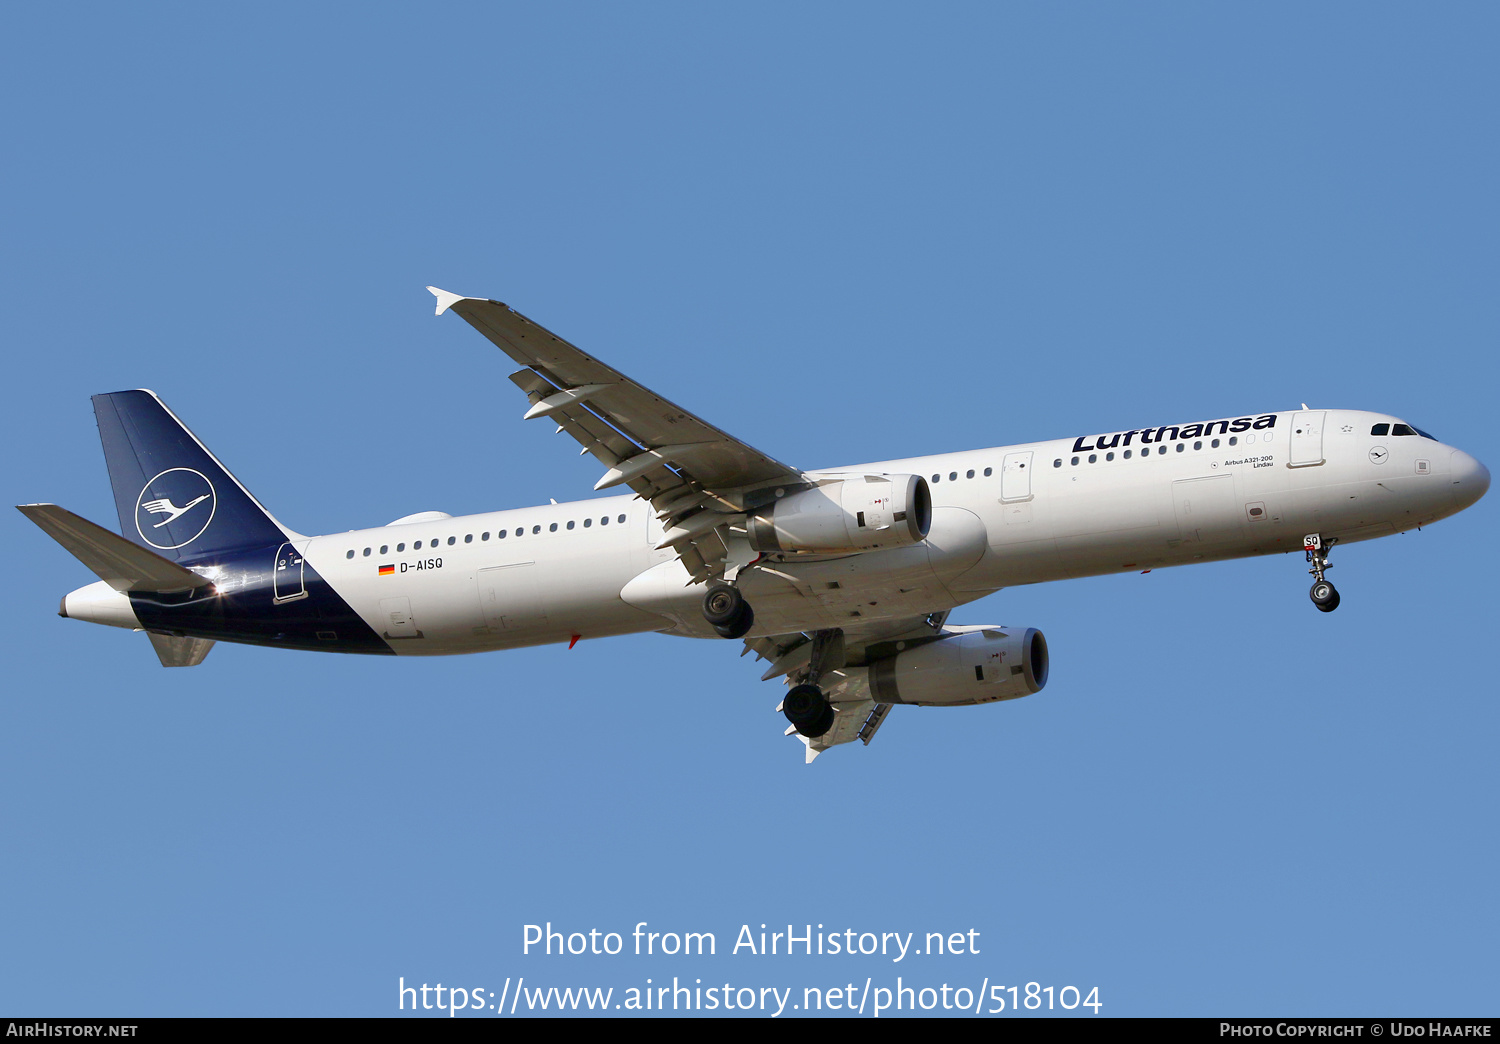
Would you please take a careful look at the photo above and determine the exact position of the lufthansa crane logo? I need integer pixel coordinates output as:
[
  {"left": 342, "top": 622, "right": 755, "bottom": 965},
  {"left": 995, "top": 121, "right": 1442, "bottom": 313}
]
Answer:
[{"left": 135, "top": 468, "right": 217, "bottom": 550}]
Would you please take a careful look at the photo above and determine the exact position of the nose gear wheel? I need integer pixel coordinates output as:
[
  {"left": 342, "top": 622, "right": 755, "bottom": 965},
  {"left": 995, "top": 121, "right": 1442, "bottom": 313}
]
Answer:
[{"left": 1304, "top": 534, "right": 1340, "bottom": 612}]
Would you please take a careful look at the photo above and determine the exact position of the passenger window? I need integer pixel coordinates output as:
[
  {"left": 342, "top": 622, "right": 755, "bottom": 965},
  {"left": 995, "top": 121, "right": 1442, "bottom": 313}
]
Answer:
[
  {"left": 966, "top": 469, "right": 974, "bottom": 479},
  {"left": 549, "top": 523, "right": 558, "bottom": 532},
  {"left": 481, "top": 532, "right": 489, "bottom": 541},
  {"left": 1211, "top": 439, "right": 1219, "bottom": 448},
  {"left": 1176, "top": 444, "right": 1184, "bottom": 453},
  {"left": 1071, "top": 456, "right": 1079, "bottom": 466},
  {"left": 363, "top": 548, "right": 371, "bottom": 556},
  {"left": 380, "top": 545, "right": 389, "bottom": 554},
  {"left": 566, "top": 520, "right": 575, "bottom": 530},
  {"left": 1228, "top": 436, "right": 1237, "bottom": 446},
  {"left": 448, "top": 536, "right": 456, "bottom": 546},
  {"left": 1105, "top": 452, "right": 1114, "bottom": 461},
  {"left": 533, "top": 525, "right": 541, "bottom": 534},
  {"left": 498, "top": 529, "right": 507, "bottom": 539},
  {"left": 397, "top": 543, "right": 405, "bottom": 552},
  {"left": 1158, "top": 446, "right": 1167, "bottom": 455},
  {"left": 931, "top": 474, "right": 940, "bottom": 482},
  {"left": 464, "top": 534, "right": 473, "bottom": 543},
  {"left": 1053, "top": 459, "right": 1062, "bottom": 468},
  {"left": 618, "top": 514, "right": 626, "bottom": 523},
  {"left": 515, "top": 528, "right": 523, "bottom": 537},
  {"left": 584, "top": 518, "right": 592, "bottom": 527},
  {"left": 949, "top": 472, "right": 957, "bottom": 481},
  {"left": 346, "top": 550, "right": 354, "bottom": 559},
  {"left": 1088, "top": 454, "right": 1097, "bottom": 463},
  {"left": 1370, "top": 423, "right": 1390, "bottom": 436},
  {"left": 601, "top": 516, "right": 609, "bottom": 526},
  {"left": 1193, "top": 441, "right": 1202, "bottom": 450},
  {"left": 414, "top": 540, "right": 422, "bottom": 549},
  {"left": 984, "top": 467, "right": 992, "bottom": 477},
  {"left": 1123, "top": 449, "right": 1132, "bottom": 459}
]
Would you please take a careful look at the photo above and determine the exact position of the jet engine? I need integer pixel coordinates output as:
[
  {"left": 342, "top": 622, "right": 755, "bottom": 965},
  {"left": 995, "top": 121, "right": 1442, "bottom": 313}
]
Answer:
[
  {"left": 867, "top": 626, "right": 1048, "bottom": 706},
  {"left": 747, "top": 474, "right": 931, "bottom": 554}
]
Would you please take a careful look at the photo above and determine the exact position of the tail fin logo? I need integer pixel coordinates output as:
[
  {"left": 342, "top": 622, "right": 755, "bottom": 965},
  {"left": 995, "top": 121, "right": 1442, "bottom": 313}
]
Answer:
[{"left": 135, "top": 468, "right": 217, "bottom": 550}]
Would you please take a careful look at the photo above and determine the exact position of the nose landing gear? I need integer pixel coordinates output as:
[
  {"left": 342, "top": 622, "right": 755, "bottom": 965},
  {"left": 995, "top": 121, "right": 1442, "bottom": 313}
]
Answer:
[{"left": 1305, "top": 534, "right": 1340, "bottom": 612}]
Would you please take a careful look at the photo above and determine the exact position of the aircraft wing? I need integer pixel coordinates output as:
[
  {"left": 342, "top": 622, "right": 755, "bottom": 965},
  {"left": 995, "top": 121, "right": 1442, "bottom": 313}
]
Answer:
[
  {"left": 743, "top": 611, "right": 950, "bottom": 762},
  {"left": 430, "top": 288, "right": 806, "bottom": 584}
]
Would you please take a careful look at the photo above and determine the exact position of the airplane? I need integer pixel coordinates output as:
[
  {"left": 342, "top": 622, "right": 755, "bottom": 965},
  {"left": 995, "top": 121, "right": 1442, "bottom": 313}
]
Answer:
[{"left": 19, "top": 288, "right": 1491, "bottom": 761}]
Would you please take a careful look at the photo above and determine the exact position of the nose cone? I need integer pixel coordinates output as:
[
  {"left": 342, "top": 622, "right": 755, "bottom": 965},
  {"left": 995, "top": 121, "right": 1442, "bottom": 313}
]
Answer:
[{"left": 1449, "top": 449, "right": 1490, "bottom": 511}]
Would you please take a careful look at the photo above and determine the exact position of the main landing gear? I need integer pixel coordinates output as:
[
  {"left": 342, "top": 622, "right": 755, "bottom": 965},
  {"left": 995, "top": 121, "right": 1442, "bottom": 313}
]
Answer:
[
  {"left": 702, "top": 584, "right": 754, "bottom": 640},
  {"left": 783, "top": 683, "right": 835, "bottom": 739},
  {"left": 781, "top": 629, "right": 844, "bottom": 740},
  {"left": 1304, "top": 533, "right": 1340, "bottom": 613}
]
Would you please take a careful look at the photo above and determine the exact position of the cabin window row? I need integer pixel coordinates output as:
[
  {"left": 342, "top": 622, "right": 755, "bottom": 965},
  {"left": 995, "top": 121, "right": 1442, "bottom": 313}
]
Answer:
[
  {"left": 930, "top": 467, "right": 993, "bottom": 483},
  {"left": 1053, "top": 436, "right": 1241, "bottom": 468},
  {"left": 346, "top": 513, "right": 630, "bottom": 558}
]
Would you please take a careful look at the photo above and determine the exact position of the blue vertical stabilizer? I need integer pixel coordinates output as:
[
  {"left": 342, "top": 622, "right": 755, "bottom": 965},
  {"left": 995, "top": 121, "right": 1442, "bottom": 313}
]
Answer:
[{"left": 92, "top": 390, "right": 292, "bottom": 563}]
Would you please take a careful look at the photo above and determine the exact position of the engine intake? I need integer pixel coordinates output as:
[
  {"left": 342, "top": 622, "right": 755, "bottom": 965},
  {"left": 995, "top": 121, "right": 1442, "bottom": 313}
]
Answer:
[
  {"left": 868, "top": 627, "right": 1048, "bottom": 706},
  {"left": 748, "top": 474, "right": 931, "bottom": 554}
]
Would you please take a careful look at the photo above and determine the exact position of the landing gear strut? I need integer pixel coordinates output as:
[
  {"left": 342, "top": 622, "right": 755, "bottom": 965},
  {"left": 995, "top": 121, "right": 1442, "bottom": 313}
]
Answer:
[
  {"left": 703, "top": 584, "right": 754, "bottom": 639},
  {"left": 780, "top": 629, "right": 843, "bottom": 739},
  {"left": 1304, "top": 534, "right": 1340, "bottom": 613}
]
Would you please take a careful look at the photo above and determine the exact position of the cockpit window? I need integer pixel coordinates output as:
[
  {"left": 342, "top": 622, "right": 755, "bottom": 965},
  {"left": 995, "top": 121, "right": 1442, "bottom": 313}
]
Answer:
[
  {"left": 1416, "top": 428, "right": 1438, "bottom": 441},
  {"left": 1392, "top": 424, "right": 1416, "bottom": 436},
  {"left": 1370, "top": 423, "right": 1389, "bottom": 436}
]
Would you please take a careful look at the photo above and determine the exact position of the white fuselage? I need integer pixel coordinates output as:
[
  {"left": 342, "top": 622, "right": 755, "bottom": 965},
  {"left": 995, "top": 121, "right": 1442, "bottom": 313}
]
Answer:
[{"left": 296, "top": 408, "right": 1485, "bottom": 654}]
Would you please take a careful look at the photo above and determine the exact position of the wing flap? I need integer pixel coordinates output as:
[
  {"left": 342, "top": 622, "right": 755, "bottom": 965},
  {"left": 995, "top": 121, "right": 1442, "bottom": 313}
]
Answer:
[{"left": 17, "top": 504, "right": 214, "bottom": 593}]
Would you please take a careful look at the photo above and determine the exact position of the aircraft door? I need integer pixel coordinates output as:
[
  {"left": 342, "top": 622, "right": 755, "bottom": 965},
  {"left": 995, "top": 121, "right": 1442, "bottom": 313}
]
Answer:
[
  {"left": 1001, "top": 452, "right": 1034, "bottom": 502},
  {"left": 1289, "top": 411, "right": 1326, "bottom": 468},
  {"left": 273, "top": 542, "right": 307, "bottom": 603}
]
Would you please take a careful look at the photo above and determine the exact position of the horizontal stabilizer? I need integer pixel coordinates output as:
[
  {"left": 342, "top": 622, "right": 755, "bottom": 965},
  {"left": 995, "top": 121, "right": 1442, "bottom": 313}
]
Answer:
[
  {"left": 148, "top": 632, "right": 216, "bottom": 667},
  {"left": 17, "top": 504, "right": 214, "bottom": 593}
]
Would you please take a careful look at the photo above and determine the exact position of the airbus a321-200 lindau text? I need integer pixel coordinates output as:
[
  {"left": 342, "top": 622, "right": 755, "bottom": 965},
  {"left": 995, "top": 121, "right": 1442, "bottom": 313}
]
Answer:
[{"left": 21, "top": 289, "right": 1491, "bottom": 761}]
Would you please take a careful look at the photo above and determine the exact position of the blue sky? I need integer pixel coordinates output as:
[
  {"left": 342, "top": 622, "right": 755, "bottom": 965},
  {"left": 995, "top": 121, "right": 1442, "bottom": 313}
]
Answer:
[{"left": 2, "top": 3, "right": 1496, "bottom": 1017}]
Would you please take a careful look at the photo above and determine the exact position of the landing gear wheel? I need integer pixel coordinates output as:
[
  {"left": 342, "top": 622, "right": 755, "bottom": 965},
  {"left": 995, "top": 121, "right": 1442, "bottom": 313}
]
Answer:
[
  {"left": 713, "top": 604, "right": 754, "bottom": 640},
  {"left": 1310, "top": 580, "right": 1340, "bottom": 612},
  {"left": 1304, "top": 534, "right": 1342, "bottom": 613},
  {"left": 703, "top": 584, "right": 755, "bottom": 640},
  {"left": 702, "top": 585, "right": 744, "bottom": 626},
  {"left": 783, "top": 683, "right": 835, "bottom": 738}
]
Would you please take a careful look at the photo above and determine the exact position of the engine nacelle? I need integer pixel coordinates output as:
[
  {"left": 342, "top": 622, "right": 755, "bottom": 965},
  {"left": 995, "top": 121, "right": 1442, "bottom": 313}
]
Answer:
[
  {"left": 747, "top": 474, "right": 931, "bottom": 554},
  {"left": 867, "top": 626, "right": 1048, "bottom": 706}
]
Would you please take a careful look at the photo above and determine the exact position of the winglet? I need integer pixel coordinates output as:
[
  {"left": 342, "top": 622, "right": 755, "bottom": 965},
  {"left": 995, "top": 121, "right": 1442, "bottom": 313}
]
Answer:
[{"left": 427, "top": 286, "right": 467, "bottom": 316}]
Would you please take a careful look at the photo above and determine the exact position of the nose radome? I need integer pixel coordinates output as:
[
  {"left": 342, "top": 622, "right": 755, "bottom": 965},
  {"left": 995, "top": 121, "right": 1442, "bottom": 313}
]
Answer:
[{"left": 1449, "top": 449, "right": 1490, "bottom": 511}]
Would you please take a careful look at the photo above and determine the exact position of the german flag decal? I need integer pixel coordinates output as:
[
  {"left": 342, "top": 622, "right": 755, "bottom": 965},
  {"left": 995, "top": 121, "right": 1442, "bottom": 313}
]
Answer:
[{"left": 378, "top": 564, "right": 395, "bottom": 576}]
